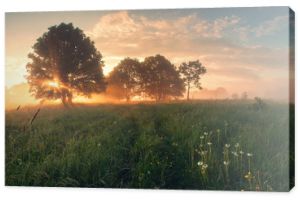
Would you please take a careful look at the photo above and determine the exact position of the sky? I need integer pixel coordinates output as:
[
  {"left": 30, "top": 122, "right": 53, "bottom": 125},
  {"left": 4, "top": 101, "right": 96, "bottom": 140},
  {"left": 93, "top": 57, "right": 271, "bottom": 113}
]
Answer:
[{"left": 5, "top": 7, "right": 293, "bottom": 107}]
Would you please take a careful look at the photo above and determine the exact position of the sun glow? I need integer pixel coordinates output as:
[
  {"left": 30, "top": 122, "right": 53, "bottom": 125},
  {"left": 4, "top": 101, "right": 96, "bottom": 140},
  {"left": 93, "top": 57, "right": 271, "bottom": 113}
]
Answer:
[{"left": 47, "top": 81, "right": 60, "bottom": 88}]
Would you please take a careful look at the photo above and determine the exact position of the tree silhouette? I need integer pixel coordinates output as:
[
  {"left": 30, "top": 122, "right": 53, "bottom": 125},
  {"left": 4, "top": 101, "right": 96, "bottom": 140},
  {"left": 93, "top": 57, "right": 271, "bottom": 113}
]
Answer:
[
  {"left": 179, "top": 60, "right": 206, "bottom": 100},
  {"left": 241, "top": 91, "right": 248, "bottom": 100},
  {"left": 232, "top": 93, "right": 239, "bottom": 100},
  {"left": 107, "top": 58, "right": 142, "bottom": 101},
  {"left": 26, "top": 23, "right": 106, "bottom": 106},
  {"left": 141, "top": 55, "right": 185, "bottom": 101}
]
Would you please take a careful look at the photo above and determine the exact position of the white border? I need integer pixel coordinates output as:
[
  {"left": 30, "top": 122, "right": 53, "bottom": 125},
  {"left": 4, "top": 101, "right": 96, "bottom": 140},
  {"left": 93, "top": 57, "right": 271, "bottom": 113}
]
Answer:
[{"left": 1, "top": 1, "right": 298, "bottom": 200}]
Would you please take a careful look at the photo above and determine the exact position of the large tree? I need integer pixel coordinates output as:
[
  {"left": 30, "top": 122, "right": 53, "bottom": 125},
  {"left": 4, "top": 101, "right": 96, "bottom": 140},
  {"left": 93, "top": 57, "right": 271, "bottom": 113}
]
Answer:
[
  {"left": 179, "top": 60, "right": 206, "bottom": 100},
  {"left": 107, "top": 58, "right": 142, "bottom": 101},
  {"left": 141, "top": 55, "right": 185, "bottom": 101},
  {"left": 26, "top": 23, "right": 106, "bottom": 106}
]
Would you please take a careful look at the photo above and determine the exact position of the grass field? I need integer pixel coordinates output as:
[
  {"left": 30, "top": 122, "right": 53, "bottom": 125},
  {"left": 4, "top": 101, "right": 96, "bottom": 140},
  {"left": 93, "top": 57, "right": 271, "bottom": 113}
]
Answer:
[{"left": 5, "top": 100, "right": 293, "bottom": 191}]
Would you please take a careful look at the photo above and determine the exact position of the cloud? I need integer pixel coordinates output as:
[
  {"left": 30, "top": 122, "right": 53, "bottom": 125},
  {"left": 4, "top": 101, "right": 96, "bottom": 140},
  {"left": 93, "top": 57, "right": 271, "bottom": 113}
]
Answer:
[
  {"left": 232, "top": 15, "right": 288, "bottom": 42},
  {"left": 87, "top": 11, "right": 140, "bottom": 39},
  {"left": 89, "top": 12, "right": 241, "bottom": 41},
  {"left": 87, "top": 12, "right": 288, "bottom": 68},
  {"left": 83, "top": 11, "right": 290, "bottom": 100},
  {"left": 5, "top": 11, "right": 290, "bottom": 103},
  {"left": 194, "top": 15, "right": 240, "bottom": 38},
  {"left": 254, "top": 15, "right": 288, "bottom": 37},
  {"left": 87, "top": 12, "right": 242, "bottom": 57}
]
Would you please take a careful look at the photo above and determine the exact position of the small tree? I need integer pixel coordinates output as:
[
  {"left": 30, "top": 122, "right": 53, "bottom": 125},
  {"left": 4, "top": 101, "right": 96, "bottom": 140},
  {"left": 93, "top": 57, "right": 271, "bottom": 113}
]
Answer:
[
  {"left": 179, "top": 60, "right": 206, "bottom": 100},
  {"left": 241, "top": 91, "right": 248, "bottom": 100},
  {"left": 107, "top": 58, "right": 142, "bottom": 101},
  {"left": 26, "top": 23, "right": 106, "bottom": 106},
  {"left": 232, "top": 93, "right": 239, "bottom": 100},
  {"left": 253, "top": 97, "right": 266, "bottom": 110},
  {"left": 141, "top": 55, "right": 185, "bottom": 101}
]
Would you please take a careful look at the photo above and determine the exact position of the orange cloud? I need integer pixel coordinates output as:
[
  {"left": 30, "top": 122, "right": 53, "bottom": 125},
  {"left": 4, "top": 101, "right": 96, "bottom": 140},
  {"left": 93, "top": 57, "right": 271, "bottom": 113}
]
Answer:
[{"left": 85, "top": 11, "right": 289, "bottom": 101}]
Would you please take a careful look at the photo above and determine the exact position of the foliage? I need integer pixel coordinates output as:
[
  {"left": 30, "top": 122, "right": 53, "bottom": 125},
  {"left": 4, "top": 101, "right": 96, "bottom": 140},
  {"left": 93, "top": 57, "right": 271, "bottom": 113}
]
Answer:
[
  {"left": 179, "top": 60, "right": 206, "bottom": 100},
  {"left": 141, "top": 55, "right": 185, "bottom": 101},
  {"left": 5, "top": 101, "right": 291, "bottom": 191},
  {"left": 241, "top": 92, "right": 248, "bottom": 100},
  {"left": 26, "top": 23, "right": 106, "bottom": 106},
  {"left": 253, "top": 97, "right": 267, "bottom": 110},
  {"left": 107, "top": 58, "right": 142, "bottom": 101}
]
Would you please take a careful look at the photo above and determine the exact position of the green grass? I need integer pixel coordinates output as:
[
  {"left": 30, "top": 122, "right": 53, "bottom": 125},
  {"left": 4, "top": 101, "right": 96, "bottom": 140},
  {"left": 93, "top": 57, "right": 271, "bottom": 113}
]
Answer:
[{"left": 5, "top": 100, "right": 292, "bottom": 191}]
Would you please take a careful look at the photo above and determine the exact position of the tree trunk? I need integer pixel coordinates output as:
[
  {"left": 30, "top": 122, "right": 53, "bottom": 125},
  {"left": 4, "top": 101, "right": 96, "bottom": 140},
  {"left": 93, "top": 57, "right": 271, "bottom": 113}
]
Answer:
[
  {"left": 187, "top": 83, "right": 190, "bottom": 101},
  {"left": 67, "top": 92, "right": 73, "bottom": 106},
  {"left": 61, "top": 89, "right": 73, "bottom": 108},
  {"left": 61, "top": 93, "right": 68, "bottom": 107},
  {"left": 125, "top": 88, "right": 130, "bottom": 103}
]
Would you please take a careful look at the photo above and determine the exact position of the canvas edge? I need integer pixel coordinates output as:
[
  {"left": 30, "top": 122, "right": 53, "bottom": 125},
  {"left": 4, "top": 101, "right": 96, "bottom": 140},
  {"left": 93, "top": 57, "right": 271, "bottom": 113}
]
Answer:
[{"left": 288, "top": 7, "right": 295, "bottom": 191}]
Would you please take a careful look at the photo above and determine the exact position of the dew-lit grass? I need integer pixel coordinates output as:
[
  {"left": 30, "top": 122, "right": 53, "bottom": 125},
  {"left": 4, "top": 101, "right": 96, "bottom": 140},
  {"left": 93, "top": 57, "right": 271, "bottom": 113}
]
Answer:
[{"left": 5, "top": 100, "right": 292, "bottom": 191}]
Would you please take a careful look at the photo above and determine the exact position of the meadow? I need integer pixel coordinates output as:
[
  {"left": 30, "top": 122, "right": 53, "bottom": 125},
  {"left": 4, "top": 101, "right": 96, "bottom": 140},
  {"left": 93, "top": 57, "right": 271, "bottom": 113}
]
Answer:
[{"left": 5, "top": 100, "right": 293, "bottom": 191}]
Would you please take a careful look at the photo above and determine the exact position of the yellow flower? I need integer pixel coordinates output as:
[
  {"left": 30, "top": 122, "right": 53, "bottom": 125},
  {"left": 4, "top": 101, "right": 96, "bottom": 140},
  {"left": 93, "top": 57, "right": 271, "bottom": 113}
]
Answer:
[{"left": 244, "top": 171, "right": 255, "bottom": 180}]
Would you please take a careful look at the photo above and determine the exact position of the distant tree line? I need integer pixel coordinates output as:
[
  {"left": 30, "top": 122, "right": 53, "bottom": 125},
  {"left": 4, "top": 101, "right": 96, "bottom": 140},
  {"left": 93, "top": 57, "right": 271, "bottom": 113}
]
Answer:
[
  {"left": 107, "top": 56, "right": 206, "bottom": 102},
  {"left": 26, "top": 23, "right": 206, "bottom": 106}
]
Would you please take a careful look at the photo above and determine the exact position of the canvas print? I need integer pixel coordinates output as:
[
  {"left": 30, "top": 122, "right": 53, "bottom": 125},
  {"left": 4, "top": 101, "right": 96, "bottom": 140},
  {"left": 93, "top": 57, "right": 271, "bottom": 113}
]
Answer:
[{"left": 5, "top": 7, "right": 294, "bottom": 191}]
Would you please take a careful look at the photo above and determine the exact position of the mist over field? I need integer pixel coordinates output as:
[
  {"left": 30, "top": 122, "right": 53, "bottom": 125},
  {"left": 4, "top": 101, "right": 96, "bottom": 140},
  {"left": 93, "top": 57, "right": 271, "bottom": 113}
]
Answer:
[
  {"left": 5, "top": 7, "right": 294, "bottom": 191},
  {"left": 5, "top": 82, "right": 290, "bottom": 111}
]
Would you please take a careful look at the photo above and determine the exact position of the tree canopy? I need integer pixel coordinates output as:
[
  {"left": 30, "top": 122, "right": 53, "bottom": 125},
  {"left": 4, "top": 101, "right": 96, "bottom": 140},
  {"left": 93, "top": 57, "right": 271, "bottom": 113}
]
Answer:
[
  {"left": 179, "top": 60, "right": 206, "bottom": 100},
  {"left": 107, "top": 58, "right": 142, "bottom": 101},
  {"left": 26, "top": 23, "right": 207, "bottom": 105},
  {"left": 26, "top": 23, "right": 106, "bottom": 106},
  {"left": 140, "top": 55, "right": 185, "bottom": 101}
]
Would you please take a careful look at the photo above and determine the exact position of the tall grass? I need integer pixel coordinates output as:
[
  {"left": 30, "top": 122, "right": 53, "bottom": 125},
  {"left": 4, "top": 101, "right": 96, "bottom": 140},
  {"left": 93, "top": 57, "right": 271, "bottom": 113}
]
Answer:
[{"left": 5, "top": 100, "right": 292, "bottom": 191}]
